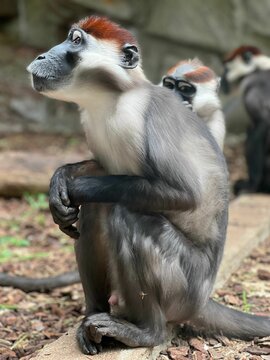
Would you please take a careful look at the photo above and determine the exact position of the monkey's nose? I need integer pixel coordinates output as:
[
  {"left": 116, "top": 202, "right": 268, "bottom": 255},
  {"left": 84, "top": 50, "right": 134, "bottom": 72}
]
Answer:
[{"left": 36, "top": 54, "right": 46, "bottom": 61}]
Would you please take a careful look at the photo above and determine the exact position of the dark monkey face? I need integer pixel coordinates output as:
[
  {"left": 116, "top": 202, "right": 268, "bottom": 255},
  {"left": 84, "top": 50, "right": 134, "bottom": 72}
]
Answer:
[
  {"left": 27, "top": 29, "right": 86, "bottom": 93},
  {"left": 221, "top": 47, "right": 262, "bottom": 94},
  {"left": 27, "top": 24, "right": 140, "bottom": 102},
  {"left": 162, "top": 76, "right": 196, "bottom": 104}
]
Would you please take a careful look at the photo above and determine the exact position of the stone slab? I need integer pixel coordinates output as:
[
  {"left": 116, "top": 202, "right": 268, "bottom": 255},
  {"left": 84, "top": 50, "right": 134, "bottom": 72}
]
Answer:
[
  {"left": 32, "top": 326, "right": 171, "bottom": 360},
  {"left": 32, "top": 194, "right": 270, "bottom": 359},
  {"left": 215, "top": 194, "right": 270, "bottom": 288}
]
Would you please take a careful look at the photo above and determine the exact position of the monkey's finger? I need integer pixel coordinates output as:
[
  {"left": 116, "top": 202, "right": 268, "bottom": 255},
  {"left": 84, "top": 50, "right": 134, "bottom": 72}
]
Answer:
[
  {"left": 96, "top": 343, "right": 102, "bottom": 353},
  {"left": 52, "top": 210, "right": 79, "bottom": 225},
  {"left": 89, "top": 325, "right": 103, "bottom": 344},
  {"left": 59, "top": 225, "right": 80, "bottom": 239},
  {"left": 50, "top": 201, "right": 78, "bottom": 217},
  {"left": 80, "top": 331, "right": 99, "bottom": 355},
  {"left": 50, "top": 207, "right": 79, "bottom": 225},
  {"left": 53, "top": 217, "right": 78, "bottom": 229},
  {"left": 60, "top": 188, "right": 71, "bottom": 207},
  {"left": 92, "top": 325, "right": 118, "bottom": 340},
  {"left": 51, "top": 211, "right": 78, "bottom": 229}
]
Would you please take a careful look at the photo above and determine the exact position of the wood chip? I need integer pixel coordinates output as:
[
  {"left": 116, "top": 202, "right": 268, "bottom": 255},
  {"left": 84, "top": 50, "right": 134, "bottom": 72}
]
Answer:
[
  {"left": 168, "top": 346, "right": 189, "bottom": 359},
  {"left": 257, "top": 269, "right": 270, "bottom": 281},
  {"left": 243, "top": 346, "right": 270, "bottom": 355},
  {"left": 208, "top": 348, "right": 224, "bottom": 359},
  {"left": 255, "top": 336, "right": 270, "bottom": 344},
  {"left": 188, "top": 338, "right": 208, "bottom": 353},
  {"left": 224, "top": 294, "right": 242, "bottom": 306},
  {"left": 192, "top": 350, "right": 208, "bottom": 360},
  {"left": 215, "top": 335, "right": 231, "bottom": 346},
  {"left": 0, "top": 338, "right": 12, "bottom": 347},
  {"left": 0, "top": 347, "right": 17, "bottom": 358},
  {"left": 207, "top": 338, "right": 219, "bottom": 346},
  {"left": 259, "top": 256, "right": 270, "bottom": 264},
  {"left": 157, "top": 355, "right": 170, "bottom": 360}
]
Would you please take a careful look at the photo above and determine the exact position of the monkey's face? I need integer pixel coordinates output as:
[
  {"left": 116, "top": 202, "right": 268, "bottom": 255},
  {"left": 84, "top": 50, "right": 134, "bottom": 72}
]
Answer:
[
  {"left": 161, "top": 59, "right": 221, "bottom": 116},
  {"left": 221, "top": 52, "right": 256, "bottom": 83},
  {"left": 162, "top": 76, "right": 196, "bottom": 105},
  {"left": 27, "top": 26, "right": 140, "bottom": 103},
  {"left": 221, "top": 50, "right": 258, "bottom": 93},
  {"left": 162, "top": 75, "right": 220, "bottom": 117}
]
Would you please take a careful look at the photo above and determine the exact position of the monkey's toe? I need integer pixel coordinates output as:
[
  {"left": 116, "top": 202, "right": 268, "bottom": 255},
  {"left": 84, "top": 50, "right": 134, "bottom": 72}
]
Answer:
[
  {"left": 83, "top": 313, "right": 122, "bottom": 343},
  {"left": 77, "top": 320, "right": 102, "bottom": 354}
]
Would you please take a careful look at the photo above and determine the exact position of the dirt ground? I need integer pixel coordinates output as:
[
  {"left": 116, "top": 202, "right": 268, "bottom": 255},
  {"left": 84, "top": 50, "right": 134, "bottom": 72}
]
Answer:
[{"left": 1, "top": 134, "right": 269, "bottom": 360}]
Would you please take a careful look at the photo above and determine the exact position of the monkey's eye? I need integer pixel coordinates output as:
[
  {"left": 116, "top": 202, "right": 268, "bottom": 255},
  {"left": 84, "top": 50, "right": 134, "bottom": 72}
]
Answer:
[
  {"left": 242, "top": 51, "right": 252, "bottom": 64},
  {"left": 163, "top": 78, "right": 175, "bottom": 90},
  {"left": 72, "top": 30, "right": 82, "bottom": 45},
  {"left": 177, "top": 82, "right": 196, "bottom": 97}
]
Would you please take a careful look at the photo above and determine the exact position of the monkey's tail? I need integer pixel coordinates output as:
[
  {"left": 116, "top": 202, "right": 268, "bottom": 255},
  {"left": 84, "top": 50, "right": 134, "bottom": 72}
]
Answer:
[{"left": 192, "top": 298, "right": 270, "bottom": 339}]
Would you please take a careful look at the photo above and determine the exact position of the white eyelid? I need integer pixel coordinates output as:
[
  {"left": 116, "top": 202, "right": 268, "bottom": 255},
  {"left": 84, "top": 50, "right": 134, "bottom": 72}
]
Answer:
[
  {"left": 164, "top": 78, "right": 174, "bottom": 85},
  {"left": 72, "top": 30, "right": 82, "bottom": 41}
]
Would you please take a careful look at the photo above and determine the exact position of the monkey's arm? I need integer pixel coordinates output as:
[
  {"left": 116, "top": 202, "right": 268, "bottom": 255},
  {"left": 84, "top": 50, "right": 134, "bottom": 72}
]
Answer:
[
  {"left": 68, "top": 103, "right": 201, "bottom": 212},
  {"left": 244, "top": 85, "right": 270, "bottom": 126},
  {"left": 67, "top": 175, "right": 196, "bottom": 212},
  {"left": 49, "top": 160, "right": 105, "bottom": 238}
]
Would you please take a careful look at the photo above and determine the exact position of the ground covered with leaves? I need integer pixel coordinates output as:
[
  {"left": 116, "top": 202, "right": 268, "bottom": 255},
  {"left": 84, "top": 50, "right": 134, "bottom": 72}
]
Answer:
[
  {"left": 0, "top": 133, "right": 269, "bottom": 360},
  {"left": 0, "top": 194, "right": 82, "bottom": 359},
  {"left": 160, "top": 236, "right": 270, "bottom": 360}
]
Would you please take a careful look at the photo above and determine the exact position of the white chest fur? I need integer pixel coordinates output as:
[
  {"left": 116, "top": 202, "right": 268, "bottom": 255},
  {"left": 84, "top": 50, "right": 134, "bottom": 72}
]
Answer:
[{"left": 81, "top": 87, "right": 149, "bottom": 175}]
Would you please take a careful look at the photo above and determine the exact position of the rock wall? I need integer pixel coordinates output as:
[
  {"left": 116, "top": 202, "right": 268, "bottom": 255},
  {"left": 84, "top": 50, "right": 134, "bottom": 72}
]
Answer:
[{"left": 1, "top": 0, "right": 270, "bottom": 134}]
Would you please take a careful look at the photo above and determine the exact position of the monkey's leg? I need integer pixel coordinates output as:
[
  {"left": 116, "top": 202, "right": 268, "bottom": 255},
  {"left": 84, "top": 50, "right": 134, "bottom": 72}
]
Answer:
[
  {"left": 50, "top": 160, "right": 112, "bottom": 354},
  {"left": 234, "top": 124, "right": 267, "bottom": 195},
  {"left": 260, "top": 126, "right": 270, "bottom": 192},
  {"left": 78, "top": 207, "right": 172, "bottom": 352},
  {"left": 245, "top": 124, "right": 266, "bottom": 191},
  {"left": 75, "top": 203, "right": 111, "bottom": 355}
]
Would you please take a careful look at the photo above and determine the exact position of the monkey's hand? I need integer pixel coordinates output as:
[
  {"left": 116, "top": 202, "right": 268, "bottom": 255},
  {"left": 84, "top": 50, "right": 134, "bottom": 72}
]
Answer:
[{"left": 49, "top": 166, "right": 80, "bottom": 239}]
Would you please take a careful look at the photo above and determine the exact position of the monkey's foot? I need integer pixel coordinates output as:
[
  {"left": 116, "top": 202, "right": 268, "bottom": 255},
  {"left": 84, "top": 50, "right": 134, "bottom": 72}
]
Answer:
[{"left": 78, "top": 312, "right": 158, "bottom": 352}]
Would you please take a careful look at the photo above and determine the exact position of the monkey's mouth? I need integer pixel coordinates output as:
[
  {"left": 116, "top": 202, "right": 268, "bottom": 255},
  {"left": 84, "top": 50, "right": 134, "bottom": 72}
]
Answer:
[
  {"left": 30, "top": 74, "right": 59, "bottom": 92},
  {"left": 31, "top": 74, "right": 49, "bottom": 92},
  {"left": 27, "top": 61, "right": 58, "bottom": 92}
]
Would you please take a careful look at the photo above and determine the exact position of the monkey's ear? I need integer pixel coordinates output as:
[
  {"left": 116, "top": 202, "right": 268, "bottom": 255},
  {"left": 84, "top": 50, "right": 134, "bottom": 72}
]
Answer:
[{"left": 121, "top": 44, "right": 139, "bottom": 69}]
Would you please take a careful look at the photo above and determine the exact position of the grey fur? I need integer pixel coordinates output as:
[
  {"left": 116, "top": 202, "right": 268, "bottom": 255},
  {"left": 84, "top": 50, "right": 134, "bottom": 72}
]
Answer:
[{"left": 28, "top": 21, "right": 270, "bottom": 355}]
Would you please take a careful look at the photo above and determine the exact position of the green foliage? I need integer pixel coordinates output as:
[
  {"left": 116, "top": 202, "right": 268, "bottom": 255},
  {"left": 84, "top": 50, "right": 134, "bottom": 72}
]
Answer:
[
  {"left": 242, "top": 290, "right": 251, "bottom": 313},
  {"left": 67, "top": 137, "right": 80, "bottom": 147},
  {"left": 35, "top": 213, "right": 46, "bottom": 226},
  {"left": 0, "top": 236, "right": 49, "bottom": 263},
  {"left": 11, "top": 334, "right": 28, "bottom": 350},
  {"left": 0, "top": 236, "right": 30, "bottom": 247},
  {"left": 23, "top": 193, "right": 48, "bottom": 210},
  {"left": 18, "top": 252, "right": 49, "bottom": 261},
  {"left": 0, "top": 248, "right": 13, "bottom": 263},
  {"left": 0, "top": 236, "right": 31, "bottom": 262},
  {"left": 0, "top": 304, "right": 18, "bottom": 310},
  {"left": 8, "top": 223, "right": 20, "bottom": 232},
  {"left": 0, "top": 248, "right": 49, "bottom": 263}
]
